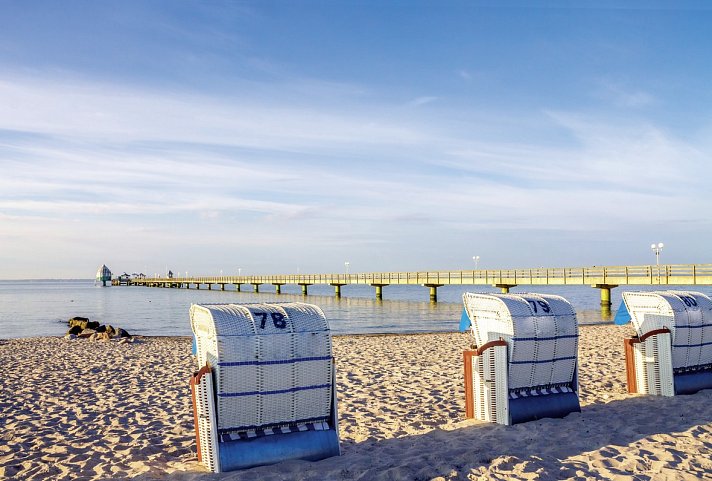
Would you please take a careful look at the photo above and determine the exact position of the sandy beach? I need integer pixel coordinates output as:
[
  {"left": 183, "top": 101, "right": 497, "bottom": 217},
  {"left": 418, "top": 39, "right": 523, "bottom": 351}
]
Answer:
[{"left": 1, "top": 325, "right": 711, "bottom": 481}]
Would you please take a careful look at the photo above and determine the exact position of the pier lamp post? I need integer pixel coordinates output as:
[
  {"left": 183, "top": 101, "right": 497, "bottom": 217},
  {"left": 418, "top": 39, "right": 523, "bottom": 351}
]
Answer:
[
  {"left": 651, "top": 243, "right": 664, "bottom": 265},
  {"left": 345, "top": 261, "right": 350, "bottom": 275},
  {"left": 651, "top": 243, "right": 664, "bottom": 283},
  {"left": 238, "top": 268, "right": 241, "bottom": 277},
  {"left": 473, "top": 256, "right": 480, "bottom": 270}
]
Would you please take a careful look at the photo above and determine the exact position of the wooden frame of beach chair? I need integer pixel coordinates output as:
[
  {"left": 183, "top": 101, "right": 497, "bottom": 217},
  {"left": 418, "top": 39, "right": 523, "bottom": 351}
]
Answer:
[
  {"left": 189, "top": 302, "right": 341, "bottom": 472},
  {"left": 190, "top": 365, "right": 220, "bottom": 472},
  {"left": 464, "top": 340, "right": 509, "bottom": 424},
  {"left": 623, "top": 328, "right": 673, "bottom": 396}
]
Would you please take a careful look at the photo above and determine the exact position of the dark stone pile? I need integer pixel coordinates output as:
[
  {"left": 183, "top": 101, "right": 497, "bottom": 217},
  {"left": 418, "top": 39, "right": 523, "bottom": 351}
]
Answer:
[{"left": 65, "top": 316, "right": 132, "bottom": 342}]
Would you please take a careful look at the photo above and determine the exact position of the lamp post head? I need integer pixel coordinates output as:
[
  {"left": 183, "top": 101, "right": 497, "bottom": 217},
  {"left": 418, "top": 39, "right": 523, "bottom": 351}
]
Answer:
[{"left": 658, "top": 242, "right": 664, "bottom": 249}]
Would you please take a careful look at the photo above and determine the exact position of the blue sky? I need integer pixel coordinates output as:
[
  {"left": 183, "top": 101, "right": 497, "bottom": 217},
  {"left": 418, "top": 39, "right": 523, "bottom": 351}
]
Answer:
[{"left": 1, "top": 1, "right": 711, "bottom": 279}]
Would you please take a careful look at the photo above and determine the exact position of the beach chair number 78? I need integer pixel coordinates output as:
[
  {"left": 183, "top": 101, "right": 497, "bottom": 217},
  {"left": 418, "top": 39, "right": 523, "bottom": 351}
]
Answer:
[{"left": 254, "top": 312, "right": 287, "bottom": 329}]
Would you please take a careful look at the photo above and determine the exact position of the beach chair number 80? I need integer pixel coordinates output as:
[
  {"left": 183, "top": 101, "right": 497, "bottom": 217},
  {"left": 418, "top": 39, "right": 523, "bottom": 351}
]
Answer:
[
  {"left": 679, "top": 296, "right": 697, "bottom": 307},
  {"left": 254, "top": 312, "right": 287, "bottom": 329}
]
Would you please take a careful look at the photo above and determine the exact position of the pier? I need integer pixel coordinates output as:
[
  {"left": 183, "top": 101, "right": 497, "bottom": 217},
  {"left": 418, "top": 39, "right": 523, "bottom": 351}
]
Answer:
[{"left": 117, "top": 264, "right": 712, "bottom": 312}]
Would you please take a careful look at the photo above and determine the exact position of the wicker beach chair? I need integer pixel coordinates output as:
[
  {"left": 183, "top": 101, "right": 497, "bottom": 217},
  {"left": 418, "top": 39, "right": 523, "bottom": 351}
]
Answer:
[
  {"left": 461, "top": 293, "right": 581, "bottom": 425},
  {"left": 620, "top": 291, "right": 712, "bottom": 396},
  {"left": 189, "top": 302, "right": 340, "bottom": 472}
]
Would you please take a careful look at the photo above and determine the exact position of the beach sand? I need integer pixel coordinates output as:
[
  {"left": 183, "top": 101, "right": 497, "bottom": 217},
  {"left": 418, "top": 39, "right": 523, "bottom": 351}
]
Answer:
[{"left": 1, "top": 325, "right": 711, "bottom": 481}]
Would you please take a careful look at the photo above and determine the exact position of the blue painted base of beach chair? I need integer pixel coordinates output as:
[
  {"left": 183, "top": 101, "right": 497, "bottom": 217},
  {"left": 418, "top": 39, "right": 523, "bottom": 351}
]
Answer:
[
  {"left": 509, "top": 392, "right": 581, "bottom": 425},
  {"left": 218, "top": 428, "right": 340, "bottom": 471},
  {"left": 674, "top": 370, "right": 712, "bottom": 395}
]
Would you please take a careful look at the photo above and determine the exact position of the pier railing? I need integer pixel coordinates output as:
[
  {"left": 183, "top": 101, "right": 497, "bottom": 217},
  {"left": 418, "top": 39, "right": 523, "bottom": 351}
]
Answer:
[
  {"left": 118, "top": 263, "right": 712, "bottom": 306},
  {"left": 125, "top": 263, "right": 712, "bottom": 287}
]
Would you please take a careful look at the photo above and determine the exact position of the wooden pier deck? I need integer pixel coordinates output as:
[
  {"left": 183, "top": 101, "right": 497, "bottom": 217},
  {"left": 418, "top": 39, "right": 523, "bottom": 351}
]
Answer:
[{"left": 118, "top": 263, "right": 712, "bottom": 307}]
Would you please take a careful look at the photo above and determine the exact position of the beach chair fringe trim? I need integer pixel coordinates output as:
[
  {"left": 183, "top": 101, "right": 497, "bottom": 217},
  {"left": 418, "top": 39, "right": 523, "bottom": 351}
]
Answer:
[
  {"left": 509, "top": 383, "right": 575, "bottom": 399},
  {"left": 220, "top": 420, "right": 332, "bottom": 441},
  {"left": 674, "top": 362, "right": 712, "bottom": 374}
]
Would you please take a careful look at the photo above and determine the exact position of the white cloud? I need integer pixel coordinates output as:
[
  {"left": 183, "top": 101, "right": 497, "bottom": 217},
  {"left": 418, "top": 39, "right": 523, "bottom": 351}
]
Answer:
[
  {"left": 0, "top": 76, "right": 424, "bottom": 151},
  {"left": 407, "top": 96, "right": 438, "bottom": 107},
  {"left": 596, "top": 79, "right": 655, "bottom": 108},
  {"left": 1, "top": 72, "right": 711, "bottom": 277}
]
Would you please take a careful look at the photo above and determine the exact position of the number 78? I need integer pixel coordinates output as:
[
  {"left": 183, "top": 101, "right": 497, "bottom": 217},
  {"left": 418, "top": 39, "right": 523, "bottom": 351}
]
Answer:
[{"left": 254, "top": 312, "right": 287, "bottom": 329}]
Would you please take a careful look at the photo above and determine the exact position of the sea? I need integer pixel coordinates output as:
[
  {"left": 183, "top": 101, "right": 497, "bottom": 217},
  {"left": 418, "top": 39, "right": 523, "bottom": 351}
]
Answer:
[{"left": 2, "top": 279, "right": 711, "bottom": 339}]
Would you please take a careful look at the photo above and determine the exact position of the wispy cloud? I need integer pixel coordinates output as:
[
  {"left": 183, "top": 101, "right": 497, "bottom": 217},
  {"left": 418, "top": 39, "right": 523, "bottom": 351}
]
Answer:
[
  {"left": 407, "top": 96, "right": 438, "bottom": 107},
  {"left": 0, "top": 76, "right": 423, "bottom": 151},
  {"left": 1, "top": 70, "right": 711, "bottom": 277},
  {"left": 595, "top": 79, "right": 656, "bottom": 108}
]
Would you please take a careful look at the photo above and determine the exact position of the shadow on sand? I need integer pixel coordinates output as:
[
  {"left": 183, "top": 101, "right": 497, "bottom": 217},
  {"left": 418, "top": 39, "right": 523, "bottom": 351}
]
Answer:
[{"left": 130, "top": 389, "right": 711, "bottom": 481}]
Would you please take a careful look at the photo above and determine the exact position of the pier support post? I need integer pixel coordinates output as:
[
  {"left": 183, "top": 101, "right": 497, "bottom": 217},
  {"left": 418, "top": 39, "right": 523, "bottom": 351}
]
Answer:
[
  {"left": 208, "top": 284, "right": 212, "bottom": 290},
  {"left": 494, "top": 284, "right": 516, "bottom": 294},
  {"left": 196, "top": 284, "right": 200, "bottom": 290},
  {"left": 593, "top": 284, "right": 618, "bottom": 308},
  {"left": 424, "top": 284, "right": 444, "bottom": 303},
  {"left": 252, "top": 283, "right": 262, "bottom": 293},
  {"left": 299, "top": 283, "right": 312, "bottom": 295},
  {"left": 273, "top": 283, "right": 284, "bottom": 294},
  {"left": 371, "top": 284, "right": 388, "bottom": 300},
  {"left": 235, "top": 283, "right": 241, "bottom": 292},
  {"left": 331, "top": 283, "right": 346, "bottom": 297},
  {"left": 220, "top": 283, "right": 225, "bottom": 291}
]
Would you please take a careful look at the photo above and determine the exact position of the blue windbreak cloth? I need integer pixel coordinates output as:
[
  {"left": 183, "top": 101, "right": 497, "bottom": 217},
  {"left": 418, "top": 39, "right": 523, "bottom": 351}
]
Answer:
[
  {"left": 459, "top": 308, "right": 472, "bottom": 332},
  {"left": 613, "top": 300, "right": 631, "bottom": 325}
]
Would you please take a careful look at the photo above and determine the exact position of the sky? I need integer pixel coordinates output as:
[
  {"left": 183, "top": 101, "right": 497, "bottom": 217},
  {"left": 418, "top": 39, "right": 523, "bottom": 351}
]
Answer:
[{"left": 1, "top": 1, "right": 711, "bottom": 279}]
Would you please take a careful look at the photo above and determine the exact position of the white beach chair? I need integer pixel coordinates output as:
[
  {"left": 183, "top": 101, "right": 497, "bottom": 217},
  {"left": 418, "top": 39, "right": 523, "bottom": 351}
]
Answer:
[
  {"left": 461, "top": 293, "right": 580, "bottom": 425},
  {"left": 189, "top": 302, "right": 340, "bottom": 472},
  {"left": 621, "top": 291, "right": 712, "bottom": 396}
]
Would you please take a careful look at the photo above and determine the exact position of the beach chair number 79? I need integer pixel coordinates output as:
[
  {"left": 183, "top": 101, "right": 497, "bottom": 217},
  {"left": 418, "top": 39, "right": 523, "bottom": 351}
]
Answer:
[
  {"left": 527, "top": 300, "right": 550, "bottom": 313},
  {"left": 254, "top": 312, "right": 287, "bottom": 329}
]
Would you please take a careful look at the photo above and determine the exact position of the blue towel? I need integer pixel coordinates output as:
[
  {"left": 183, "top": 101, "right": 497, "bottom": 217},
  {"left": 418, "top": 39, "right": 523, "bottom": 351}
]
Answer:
[
  {"left": 613, "top": 300, "right": 631, "bottom": 325},
  {"left": 459, "top": 308, "right": 472, "bottom": 332}
]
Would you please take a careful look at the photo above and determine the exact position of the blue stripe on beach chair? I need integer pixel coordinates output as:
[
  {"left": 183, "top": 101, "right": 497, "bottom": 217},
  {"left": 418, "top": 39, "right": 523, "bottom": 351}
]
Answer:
[
  {"left": 219, "top": 383, "right": 332, "bottom": 398},
  {"left": 510, "top": 356, "right": 577, "bottom": 365},
  {"left": 511, "top": 334, "right": 579, "bottom": 342},
  {"left": 672, "top": 341, "right": 712, "bottom": 348},
  {"left": 218, "top": 355, "right": 332, "bottom": 367}
]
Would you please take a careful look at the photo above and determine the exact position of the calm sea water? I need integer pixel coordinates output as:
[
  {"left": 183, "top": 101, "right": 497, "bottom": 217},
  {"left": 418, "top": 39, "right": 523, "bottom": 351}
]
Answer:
[{"left": 2, "top": 280, "right": 711, "bottom": 339}]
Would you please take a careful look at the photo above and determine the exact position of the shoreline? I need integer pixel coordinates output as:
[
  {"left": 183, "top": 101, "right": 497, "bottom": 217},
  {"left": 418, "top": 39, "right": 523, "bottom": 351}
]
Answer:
[
  {"left": 0, "top": 322, "right": 619, "bottom": 342},
  {"left": 1, "top": 325, "right": 710, "bottom": 480}
]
